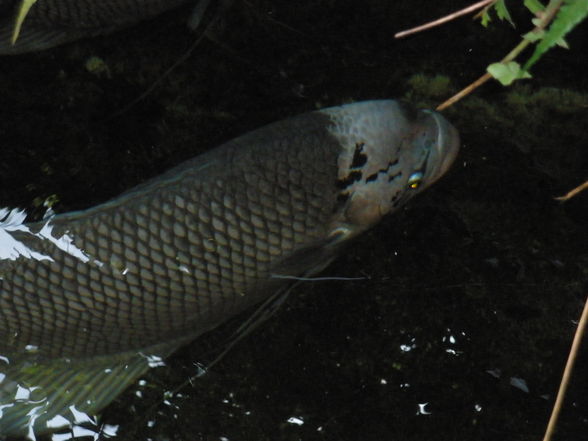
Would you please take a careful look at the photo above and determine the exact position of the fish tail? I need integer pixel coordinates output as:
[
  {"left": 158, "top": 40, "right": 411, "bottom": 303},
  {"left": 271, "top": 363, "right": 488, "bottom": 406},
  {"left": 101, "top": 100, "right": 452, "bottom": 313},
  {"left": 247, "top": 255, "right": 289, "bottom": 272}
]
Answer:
[{"left": 0, "top": 340, "right": 182, "bottom": 437}]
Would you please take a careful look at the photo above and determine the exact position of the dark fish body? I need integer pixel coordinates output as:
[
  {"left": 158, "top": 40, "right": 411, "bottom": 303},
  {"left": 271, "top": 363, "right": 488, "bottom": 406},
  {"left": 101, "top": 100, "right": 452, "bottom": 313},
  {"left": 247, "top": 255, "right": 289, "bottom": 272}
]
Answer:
[
  {"left": 0, "top": 0, "right": 190, "bottom": 54},
  {"left": 0, "top": 100, "right": 459, "bottom": 436}
]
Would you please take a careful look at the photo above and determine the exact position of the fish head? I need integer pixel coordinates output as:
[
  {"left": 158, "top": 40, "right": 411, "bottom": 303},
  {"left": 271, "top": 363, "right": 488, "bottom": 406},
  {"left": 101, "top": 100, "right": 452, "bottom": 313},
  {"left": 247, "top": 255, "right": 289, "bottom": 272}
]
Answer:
[{"left": 326, "top": 100, "right": 460, "bottom": 240}]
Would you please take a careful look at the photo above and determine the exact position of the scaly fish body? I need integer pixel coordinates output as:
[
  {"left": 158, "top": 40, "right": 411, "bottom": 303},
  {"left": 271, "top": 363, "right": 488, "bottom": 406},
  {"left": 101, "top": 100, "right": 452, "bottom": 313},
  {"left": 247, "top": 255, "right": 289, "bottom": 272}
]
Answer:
[
  {"left": 0, "top": 100, "right": 459, "bottom": 436},
  {"left": 0, "top": 0, "right": 191, "bottom": 54}
]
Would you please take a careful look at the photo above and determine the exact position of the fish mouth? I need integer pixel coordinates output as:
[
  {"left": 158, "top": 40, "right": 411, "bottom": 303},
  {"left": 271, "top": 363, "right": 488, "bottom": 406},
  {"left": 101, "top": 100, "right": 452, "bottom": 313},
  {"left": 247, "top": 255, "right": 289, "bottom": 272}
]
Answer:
[{"left": 424, "top": 110, "right": 460, "bottom": 183}]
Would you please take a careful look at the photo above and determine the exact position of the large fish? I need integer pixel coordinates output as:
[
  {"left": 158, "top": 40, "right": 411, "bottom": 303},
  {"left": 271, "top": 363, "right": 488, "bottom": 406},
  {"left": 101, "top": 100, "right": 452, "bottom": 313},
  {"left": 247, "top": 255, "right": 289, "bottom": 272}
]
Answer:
[
  {"left": 0, "top": 0, "right": 194, "bottom": 54},
  {"left": 0, "top": 100, "right": 459, "bottom": 437}
]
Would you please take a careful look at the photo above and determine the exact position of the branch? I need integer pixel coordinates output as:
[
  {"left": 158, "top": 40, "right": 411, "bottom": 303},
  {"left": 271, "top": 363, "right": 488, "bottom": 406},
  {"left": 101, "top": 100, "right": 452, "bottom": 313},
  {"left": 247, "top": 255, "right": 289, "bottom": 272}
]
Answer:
[{"left": 395, "top": 0, "right": 496, "bottom": 39}]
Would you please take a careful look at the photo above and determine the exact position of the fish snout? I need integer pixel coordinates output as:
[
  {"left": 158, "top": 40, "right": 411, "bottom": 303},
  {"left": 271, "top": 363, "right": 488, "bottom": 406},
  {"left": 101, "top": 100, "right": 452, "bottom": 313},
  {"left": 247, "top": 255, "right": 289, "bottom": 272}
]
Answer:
[{"left": 424, "top": 110, "right": 460, "bottom": 184}]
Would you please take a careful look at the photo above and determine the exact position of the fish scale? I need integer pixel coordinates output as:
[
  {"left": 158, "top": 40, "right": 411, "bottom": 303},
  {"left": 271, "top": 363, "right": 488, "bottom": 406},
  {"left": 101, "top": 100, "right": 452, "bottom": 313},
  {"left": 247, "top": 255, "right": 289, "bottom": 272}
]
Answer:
[
  {"left": 0, "top": 100, "right": 459, "bottom": 436},
  {"left": 3, "top": 0, "right": 188, "bottom": 26}
]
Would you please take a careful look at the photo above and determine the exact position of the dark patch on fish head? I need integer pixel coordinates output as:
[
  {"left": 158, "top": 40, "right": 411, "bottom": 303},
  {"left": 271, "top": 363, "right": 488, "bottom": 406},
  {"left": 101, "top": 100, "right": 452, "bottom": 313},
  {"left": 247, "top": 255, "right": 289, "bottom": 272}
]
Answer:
[{"left": 323, "top": 100, "right": 459, "bottom": 239}]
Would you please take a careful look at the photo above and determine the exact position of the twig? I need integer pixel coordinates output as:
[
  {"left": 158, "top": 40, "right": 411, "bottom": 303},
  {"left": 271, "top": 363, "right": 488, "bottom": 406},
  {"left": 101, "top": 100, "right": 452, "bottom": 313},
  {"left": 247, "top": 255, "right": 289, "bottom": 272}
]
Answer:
[
  {"left": 554, "top": 180, "right": 588, "bottom": 201},
  {"left": 436, "top": 73, "right": 491, "bottom": 111},
  {"left": 542, "top": 296, "right": 588, "bottom": 441},
  {"left": 395, "top": 0, "right": 496, "bottom": 39}
]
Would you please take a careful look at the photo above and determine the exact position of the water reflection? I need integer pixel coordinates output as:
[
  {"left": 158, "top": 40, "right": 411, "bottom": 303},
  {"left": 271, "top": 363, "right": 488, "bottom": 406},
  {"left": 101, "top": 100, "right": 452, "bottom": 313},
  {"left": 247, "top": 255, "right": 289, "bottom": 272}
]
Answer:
[{"left": 0, "top": 208, "right": 94, "bottom": 265}]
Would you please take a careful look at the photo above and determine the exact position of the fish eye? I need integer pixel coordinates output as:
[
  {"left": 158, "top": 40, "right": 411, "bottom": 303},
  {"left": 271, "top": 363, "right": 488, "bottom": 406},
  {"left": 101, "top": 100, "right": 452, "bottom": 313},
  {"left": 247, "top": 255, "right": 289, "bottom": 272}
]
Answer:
[{"left": 407, "top": 172, "right": 424, "bottom": 189}]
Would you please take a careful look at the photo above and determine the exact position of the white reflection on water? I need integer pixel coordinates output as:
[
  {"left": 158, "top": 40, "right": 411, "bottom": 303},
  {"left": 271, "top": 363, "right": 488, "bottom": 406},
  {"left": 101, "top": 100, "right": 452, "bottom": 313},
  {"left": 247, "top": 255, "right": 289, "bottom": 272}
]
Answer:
[
  {"left": 49, "top": 423, "right": 118, "bottom": 441},
  {"left": 0, "top": 208, "right": 53, "bottom": 262},
  {"left": 37, "top": 222, "right": 92, "bottom": 264},
  {"left": 0, "top": 207, "right": 98, "bottom": 266},
  {"left": 15, "top": 385, "right": 42, "bottom": 401}
]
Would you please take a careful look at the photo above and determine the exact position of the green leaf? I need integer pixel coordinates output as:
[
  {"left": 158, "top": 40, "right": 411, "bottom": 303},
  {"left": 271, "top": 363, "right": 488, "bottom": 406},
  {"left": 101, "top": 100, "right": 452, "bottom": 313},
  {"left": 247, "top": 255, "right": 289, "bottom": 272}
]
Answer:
[
  {"left": 481, "top": 10, "right": 492, "bottom": 27},
  {"left": 487, "top": 61, "right": 532, "bottom": 86},
  {"left": 557, "top": 37, "right": 569, "bottom": 48},
  {"left": 496, "top": 0, "right": 515, "bottom": 26},
  {"left": 524, "top": 0, "right": 588, "bottom": 72},
  {"left": 524, "top": 0, "right": 546, "bottom": 14}
]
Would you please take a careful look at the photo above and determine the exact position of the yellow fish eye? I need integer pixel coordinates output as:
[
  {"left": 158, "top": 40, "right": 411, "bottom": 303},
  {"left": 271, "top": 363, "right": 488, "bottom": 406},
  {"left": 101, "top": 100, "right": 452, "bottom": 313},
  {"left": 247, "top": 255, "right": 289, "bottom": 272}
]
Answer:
[{"left": 407, "top": 172, "right": 424, "bottom": 189}]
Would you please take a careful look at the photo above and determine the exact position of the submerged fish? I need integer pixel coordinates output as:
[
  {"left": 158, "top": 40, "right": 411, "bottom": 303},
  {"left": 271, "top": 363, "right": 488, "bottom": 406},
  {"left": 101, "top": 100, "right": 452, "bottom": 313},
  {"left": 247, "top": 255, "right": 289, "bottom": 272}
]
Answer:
[
  {"left": 0, "top": 99, "right": 459, "bottom": 437},
  {"left": 0, "top": 0, "right": 193, "bottom": 54}
]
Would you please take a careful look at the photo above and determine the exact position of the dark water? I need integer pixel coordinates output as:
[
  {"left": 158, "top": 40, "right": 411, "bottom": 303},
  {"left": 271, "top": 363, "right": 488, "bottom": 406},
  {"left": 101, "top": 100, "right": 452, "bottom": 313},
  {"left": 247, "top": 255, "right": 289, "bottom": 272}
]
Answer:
[{"left": 1, "top": 1, "right": 587, "bottom": 440}]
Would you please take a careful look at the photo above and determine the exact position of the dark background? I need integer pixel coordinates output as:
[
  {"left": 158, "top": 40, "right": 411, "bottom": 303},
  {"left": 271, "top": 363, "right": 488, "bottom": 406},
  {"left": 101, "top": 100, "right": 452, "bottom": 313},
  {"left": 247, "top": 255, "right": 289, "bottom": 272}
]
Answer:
[{"left": 1, "top": 1, "right": 587, "bottom": 440}]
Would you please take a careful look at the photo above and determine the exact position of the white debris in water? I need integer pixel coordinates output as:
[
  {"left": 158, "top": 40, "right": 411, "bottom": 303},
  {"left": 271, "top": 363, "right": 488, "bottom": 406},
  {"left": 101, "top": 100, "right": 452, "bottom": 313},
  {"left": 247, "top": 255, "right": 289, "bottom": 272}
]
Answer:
[
  {"left": 445, "top": 348, "right": 463, "bottom": 356},
  {"left": 140, "top": 354, "right": 165, "bottom": 368},
  {"left": 509, "top": 377, "right": 529, "bottom": 393},
  {"left": 287, "top": 416, "right": 304, "bottom": 425},
  {"left": 399, "top": 337, "right": 417, "bottom": 352},
  {"left": 485, "top": 368, "right": 501, "bottom": 379},
  {"left": 416, "top": 402, "right": 432, "bottom": 415}
]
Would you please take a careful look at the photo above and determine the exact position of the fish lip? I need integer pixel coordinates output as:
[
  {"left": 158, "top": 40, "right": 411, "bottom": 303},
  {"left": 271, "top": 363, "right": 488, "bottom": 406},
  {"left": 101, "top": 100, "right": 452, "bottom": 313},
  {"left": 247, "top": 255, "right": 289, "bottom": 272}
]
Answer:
[{"left": 424, "top": 110, "right": 460, "bottom": 182}]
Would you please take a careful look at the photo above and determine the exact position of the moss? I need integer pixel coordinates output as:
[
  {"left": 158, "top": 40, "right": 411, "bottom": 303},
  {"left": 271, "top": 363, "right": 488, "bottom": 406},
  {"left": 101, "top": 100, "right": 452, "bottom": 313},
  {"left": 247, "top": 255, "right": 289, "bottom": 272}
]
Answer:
[
  {"left": 84, "top": 55, "right": 111, "bottom": 78},
  {"left": 505, "top": 84, "right": 588, "bottom": 114},
  {"left": 405, "top": 73, "right": 453, "bottom": 101}
]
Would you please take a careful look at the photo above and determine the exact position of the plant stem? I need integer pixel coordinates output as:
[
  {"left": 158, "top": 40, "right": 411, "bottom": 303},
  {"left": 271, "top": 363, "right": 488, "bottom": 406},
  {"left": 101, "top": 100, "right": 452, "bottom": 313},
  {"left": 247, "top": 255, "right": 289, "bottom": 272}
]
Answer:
[
  {"left": 542, "top": 296, "right": 588, "bottom": 441},
  {"left": 555, "top": 180, "right": 588, "bottom": 201}
]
